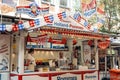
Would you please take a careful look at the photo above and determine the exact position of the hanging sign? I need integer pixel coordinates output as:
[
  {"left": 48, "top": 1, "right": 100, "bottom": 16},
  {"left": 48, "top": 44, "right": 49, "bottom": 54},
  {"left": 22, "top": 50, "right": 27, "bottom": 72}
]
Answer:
[
  {"left": 84, "top": 8, "right": 96, "bottom": 18},
  {"left": 98, "top": 40, "right": 110, "bottom": 50},
  {"left": 16, "top": 3, "right": 49, "bottom": 18}
]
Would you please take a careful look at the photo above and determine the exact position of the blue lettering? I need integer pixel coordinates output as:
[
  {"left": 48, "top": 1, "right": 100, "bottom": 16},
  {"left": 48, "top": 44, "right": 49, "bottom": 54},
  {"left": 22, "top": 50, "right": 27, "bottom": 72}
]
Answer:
[
  {"left": 57, "top": 76, "right": 77, "bottom": 80},
  {"left": 17, "top": 8, "right": 31, "bottom": 13},
  {"left": 54, "top": 22, "right": 69, "bottom": 28},
  {"left": 85, "top": 75, "right": 96, "bottom": 79},
  {"left": 84, "top": 8, "right": 96, "bottom": 17},
  {"left": 16, "top": 7, "right": 49, "bottom": 16}
]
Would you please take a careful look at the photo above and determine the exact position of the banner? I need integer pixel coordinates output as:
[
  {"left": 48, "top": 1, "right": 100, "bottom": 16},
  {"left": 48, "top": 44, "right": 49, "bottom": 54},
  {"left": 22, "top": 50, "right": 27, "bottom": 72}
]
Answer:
[
  {"left": 81, "top": 0, "right": 97, "bottom": 18},
  {"left": 16, "top": 3, "right": 49, "bottom": 18},
  {"left": 0, "top": 11, "right": 103, "bottom": 32},
  {"left": 26, "top": 34, "right": 48, "bottom": 48}
]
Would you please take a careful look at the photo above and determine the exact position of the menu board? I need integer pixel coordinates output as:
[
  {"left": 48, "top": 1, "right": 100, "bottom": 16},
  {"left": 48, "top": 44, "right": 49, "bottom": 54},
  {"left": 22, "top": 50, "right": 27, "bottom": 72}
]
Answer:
[{"left": 0, "top": 35, "right": 10, "bottom": 71}]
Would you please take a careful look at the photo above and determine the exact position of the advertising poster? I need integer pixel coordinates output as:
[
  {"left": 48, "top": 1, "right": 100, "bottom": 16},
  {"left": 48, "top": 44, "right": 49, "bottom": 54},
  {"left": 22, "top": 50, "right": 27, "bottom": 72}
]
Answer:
[{"left": 0, "top": 35, "right": 10, "bottom": 71}]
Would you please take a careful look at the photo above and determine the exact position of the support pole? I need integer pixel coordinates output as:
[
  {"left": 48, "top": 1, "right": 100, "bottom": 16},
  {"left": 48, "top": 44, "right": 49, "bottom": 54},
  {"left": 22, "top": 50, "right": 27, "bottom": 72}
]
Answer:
[{"left": 18, "top": 32, "right": 25, "bottom": 74}]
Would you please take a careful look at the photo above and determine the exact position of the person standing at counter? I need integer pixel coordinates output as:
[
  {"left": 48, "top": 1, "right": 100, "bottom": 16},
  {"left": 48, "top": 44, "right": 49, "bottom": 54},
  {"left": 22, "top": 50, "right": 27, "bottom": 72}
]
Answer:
[
  {"left": 57, "top": 51, "right": 67, "bottom": 69},
  {"left": 24, "top": 48, "right": 36, "bottom": 71}
]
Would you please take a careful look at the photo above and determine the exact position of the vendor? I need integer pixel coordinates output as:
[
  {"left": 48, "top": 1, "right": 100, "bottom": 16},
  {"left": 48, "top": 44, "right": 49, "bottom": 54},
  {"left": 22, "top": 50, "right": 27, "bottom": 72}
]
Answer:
[
  {"left": 24, "top": 48, "right": 36, "bottom": 70},
  {"left": 57, "top": 51, "right": 67, "bottom": 69}
]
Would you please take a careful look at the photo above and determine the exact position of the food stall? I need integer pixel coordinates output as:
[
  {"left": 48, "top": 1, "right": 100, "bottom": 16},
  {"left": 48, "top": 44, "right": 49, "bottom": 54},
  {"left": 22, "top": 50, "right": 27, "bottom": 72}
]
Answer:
[
  {"left": 0, "top": 1, "right": 110, "bottom": 80},
  {"left": 9, "top": 9, "right": 110, "bottom": 80}
]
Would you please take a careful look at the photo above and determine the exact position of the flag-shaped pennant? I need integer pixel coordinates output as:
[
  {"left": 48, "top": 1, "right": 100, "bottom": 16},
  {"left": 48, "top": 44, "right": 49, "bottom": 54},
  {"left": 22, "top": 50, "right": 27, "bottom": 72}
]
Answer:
[
  {"left": 73, "top": 12, "right": 81, "bottom": 22},
  {"left": 12, "top": 24, "right": 19, "bottom": 31},
  {"left": 57, "top": 12, "right": 66, "bottom": 20},
  {"left": 97, "top": 17, "right": 105, "bottom": 24},
  {"left": 29, "top": 20, "right": 35, "bottom": 27},
  {"left": 97, "top": 3, "right": 105, "bottom": 15},
  {"left": 82, "top": 0, "right": 96, "bottom": 11},
  {"left": 24, "top": 21, "right": 30, "bottom": 29},
  {"left": 6, "top": 25, "right": 12, "bottom": 32},
  {"left": 82, "top": 0, "right": 96, "bottom": 18},
  {"left": 0, "top": 24, "right": 6, "bottom": 31},
  {"left": 34, "top": 19, "right": 40, "bottom": 26},
  {"left": 18, "top": 21, "right": 24, "bottom": 30},
  {"left": 84, "top": 21, "right": 89, "bottom": 27},
  {"left": 44, "top": 15, "right": 54, "bottom": 23}
]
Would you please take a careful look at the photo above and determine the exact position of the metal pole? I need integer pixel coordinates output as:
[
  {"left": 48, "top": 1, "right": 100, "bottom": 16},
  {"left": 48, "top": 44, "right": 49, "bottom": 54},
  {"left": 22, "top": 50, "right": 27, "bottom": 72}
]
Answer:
[{"left": 105, "top": 55, "right": 107, "bottom": 77}]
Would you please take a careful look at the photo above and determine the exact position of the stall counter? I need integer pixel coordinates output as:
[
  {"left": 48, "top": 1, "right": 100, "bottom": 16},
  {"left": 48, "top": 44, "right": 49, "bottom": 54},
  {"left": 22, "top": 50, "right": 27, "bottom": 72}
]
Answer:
[
  {"left": 109, "top": 69, "right": 120, "bottom": 80},
  {"left": 11, "top": 69, "right": 99, "bottom": 80}
]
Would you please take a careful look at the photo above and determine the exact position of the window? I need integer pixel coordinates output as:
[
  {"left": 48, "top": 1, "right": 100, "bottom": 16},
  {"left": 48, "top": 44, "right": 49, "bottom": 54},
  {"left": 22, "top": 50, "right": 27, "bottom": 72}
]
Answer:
[
  {"left": 60, "top": 0, "right": 67, "bottom": 7},
  {"left": 41, "top": 0, "right": 55, "bottom": 5},
  {"left": 60, "top": 0, "right": 70, "bottom": 8}
]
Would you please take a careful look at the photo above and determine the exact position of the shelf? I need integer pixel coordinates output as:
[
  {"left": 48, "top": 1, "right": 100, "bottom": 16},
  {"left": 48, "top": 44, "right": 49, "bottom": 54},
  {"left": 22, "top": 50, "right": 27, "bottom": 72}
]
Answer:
[{"left": 26, "top": 48, "right": 68, "bottom": 51}]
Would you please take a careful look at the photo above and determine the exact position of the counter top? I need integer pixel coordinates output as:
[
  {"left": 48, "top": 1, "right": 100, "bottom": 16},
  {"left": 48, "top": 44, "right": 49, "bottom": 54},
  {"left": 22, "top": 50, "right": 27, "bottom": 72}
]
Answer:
[{"left": 11, "top": 69, "right": 98, "bottom": 75}]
